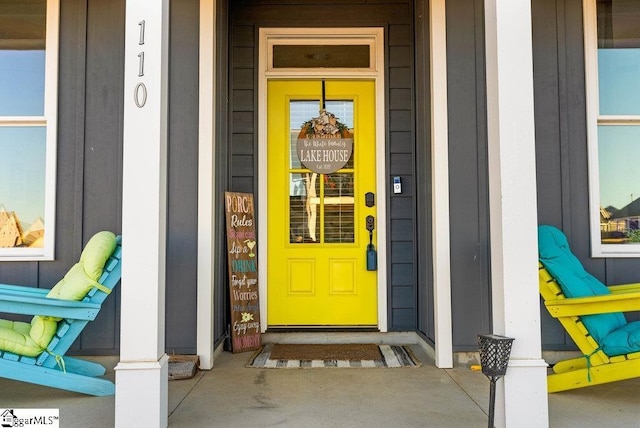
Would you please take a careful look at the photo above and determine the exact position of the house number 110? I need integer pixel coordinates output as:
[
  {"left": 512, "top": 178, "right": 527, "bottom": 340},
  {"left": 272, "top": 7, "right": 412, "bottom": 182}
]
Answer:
[{"left": 134, "top": 20, "right": 147, "bottom": 108}]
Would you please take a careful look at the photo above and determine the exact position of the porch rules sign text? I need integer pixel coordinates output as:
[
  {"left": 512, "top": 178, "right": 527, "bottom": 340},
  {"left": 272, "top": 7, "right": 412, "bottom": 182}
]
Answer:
[{"left": 225, "top": 192, "right": 261, "bottom": 353}]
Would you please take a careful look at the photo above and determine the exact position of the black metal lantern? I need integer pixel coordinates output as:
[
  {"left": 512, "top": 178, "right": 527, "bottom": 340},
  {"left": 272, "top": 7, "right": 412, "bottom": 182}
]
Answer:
[{"left": 477, "top": 334, "right": 515, "bottom": 428}]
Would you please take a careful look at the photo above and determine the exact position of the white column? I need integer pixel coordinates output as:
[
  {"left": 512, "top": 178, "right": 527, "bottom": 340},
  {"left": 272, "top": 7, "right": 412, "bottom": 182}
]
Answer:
[
  {"left": 116, "top": 0, "right": 170, "bottom": 427},
  {"left": 484, "top": 1, "right": 549, "bottom": 427},
  {"left": 197, "top": 0, "right": 217, "bottom": 371},
  {"left": 429, "top": 0, "right": 453, "bottom": 369}
]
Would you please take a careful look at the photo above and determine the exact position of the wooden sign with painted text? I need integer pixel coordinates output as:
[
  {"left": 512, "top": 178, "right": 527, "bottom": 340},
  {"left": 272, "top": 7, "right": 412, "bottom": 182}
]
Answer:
[{"left": 225, "top": 192, "right": 261, "bottom": 353}]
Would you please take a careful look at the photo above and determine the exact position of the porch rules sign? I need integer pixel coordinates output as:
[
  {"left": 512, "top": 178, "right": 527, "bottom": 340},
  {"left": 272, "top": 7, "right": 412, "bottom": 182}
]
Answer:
[{"left": 225, "top": 192, "right": 261, "bottom": 353}]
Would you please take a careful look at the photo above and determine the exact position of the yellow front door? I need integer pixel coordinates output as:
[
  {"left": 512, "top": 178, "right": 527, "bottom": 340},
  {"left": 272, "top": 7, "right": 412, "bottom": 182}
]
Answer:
[{"left": 267, "top": 80, "right": 377, "bottom": 327}]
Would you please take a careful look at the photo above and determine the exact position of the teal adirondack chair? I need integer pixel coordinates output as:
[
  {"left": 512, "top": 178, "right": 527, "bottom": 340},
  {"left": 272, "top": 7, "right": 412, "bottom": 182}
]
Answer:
[{"left": 0, "top": 231, "right": 122, "bottom": 396}]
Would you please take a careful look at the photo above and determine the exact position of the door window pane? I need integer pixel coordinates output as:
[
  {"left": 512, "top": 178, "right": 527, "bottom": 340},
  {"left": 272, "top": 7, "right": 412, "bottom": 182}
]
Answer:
[
  {"left": 288, "top": 99, "right": 356, "bottom": 244},
  {"left": 290, "top": 172, "right": 320, "bottom": 243},
  {"left": 324, "top": 173, "right": 354, "bottom": 243},
  {"left": 289, "top": 100, "right": 320, "bottom": 169},
  {"left": 325, "top": 101, "right": 354, "bottom": 127}
]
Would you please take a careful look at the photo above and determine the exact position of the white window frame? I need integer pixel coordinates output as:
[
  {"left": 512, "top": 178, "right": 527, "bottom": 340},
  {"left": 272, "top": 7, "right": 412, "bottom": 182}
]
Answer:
[
  {"left": 584, "top": 0, "right": 640, "bottom": 257},
  {"left": 0, "top": 0, "right": 58, "bottom": 260}
]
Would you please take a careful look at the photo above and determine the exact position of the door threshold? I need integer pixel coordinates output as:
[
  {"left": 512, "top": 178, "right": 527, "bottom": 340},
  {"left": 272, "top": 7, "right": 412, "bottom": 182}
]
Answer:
[
  {"left": 261, "top": 331, "right": 421, "bottom": 347},
  {"left": 266, "top": 326, "right": 379, "bottom": 333}
]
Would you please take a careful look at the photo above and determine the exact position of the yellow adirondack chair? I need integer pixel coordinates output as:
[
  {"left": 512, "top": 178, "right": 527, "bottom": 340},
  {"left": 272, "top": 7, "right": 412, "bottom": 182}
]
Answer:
[{"left": 538, "top": 225, "right": 640, "bottom": 392}]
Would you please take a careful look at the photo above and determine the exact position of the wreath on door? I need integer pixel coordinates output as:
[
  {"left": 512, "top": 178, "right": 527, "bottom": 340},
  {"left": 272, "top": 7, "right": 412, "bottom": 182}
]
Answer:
[{"left": 298, "top": 110, "right": 352, "bottom": 139}]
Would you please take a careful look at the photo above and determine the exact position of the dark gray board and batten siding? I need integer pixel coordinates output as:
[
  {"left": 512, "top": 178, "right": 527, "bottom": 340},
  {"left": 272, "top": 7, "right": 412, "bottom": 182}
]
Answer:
[
  {"left": 444, "top": 0, "right": 492, "bottom": 351},
  {"left": 1, "top": 0, "right": 636, "bottom": 356},
  {"left": 532, "top": 0, "right": 640, "bottom": 349},
  {"left": 227, "top": 0, "right": 423, "bottom": 334},
  {"left": 442, "top": 0, "right": 640, "bottom": 351},
  {"left": 0, "top": 0, "right": 126, "bottom": 354},
  {"left": 0, "top": 0, "right": 202, "bottom": 355}
]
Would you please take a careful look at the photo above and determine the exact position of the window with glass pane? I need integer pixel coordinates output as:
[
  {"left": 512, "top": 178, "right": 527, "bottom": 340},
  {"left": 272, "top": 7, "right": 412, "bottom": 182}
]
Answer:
[
  {"left": 592, "top": 0, "right": 640, "bottom": 252},
  {"left": 288, "top": 100, "right": 355, "bottom": 244},
  {"left": 0, "top": 0, "right": 57, "bottom": 260}
]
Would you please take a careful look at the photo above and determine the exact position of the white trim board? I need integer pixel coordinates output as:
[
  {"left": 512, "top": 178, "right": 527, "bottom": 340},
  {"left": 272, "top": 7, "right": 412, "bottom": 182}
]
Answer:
[
  {"left": 0, "top": 0, "right": 59, "bottom": 261},
  {"left": 196, "top": 0, "right": 217, "bottom": 370},
  {"left": 196, "top": 6, "right": 457, "bottom": 368},
  {"left": 583, "top": 0, "right": 640, "bottom": 258},
  {"left": 257, "top": 27, "right": 388, "bottom": 332}
]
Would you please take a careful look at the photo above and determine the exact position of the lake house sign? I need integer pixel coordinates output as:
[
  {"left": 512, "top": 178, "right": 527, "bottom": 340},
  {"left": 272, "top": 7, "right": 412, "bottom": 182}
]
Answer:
[{"left": 296, "top": 110, "right": 353, "bottom": 174}]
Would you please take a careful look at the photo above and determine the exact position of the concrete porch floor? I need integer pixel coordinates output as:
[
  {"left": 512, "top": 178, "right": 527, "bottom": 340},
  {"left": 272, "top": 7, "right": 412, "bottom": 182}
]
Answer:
[{"left": 0, "top": 344, "right": 638, "bottom": 427}]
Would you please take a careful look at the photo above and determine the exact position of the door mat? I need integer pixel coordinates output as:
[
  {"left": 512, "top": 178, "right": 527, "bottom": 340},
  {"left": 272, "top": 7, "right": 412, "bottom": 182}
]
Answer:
[{"left": 247, "top": 343, "right": 421, "bottom": 368}]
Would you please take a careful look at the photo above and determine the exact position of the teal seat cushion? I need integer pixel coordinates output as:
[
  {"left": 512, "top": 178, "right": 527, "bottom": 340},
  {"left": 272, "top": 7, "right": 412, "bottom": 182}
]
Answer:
[
  {"left": 600, "top": 321, "right": 640, "bottom": 356},
  {"left": 538, "top": 225, "right": 636, "bottom": 356},
  {"left": 0, "top": 231, "right": 116, "bottom": 357}
]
